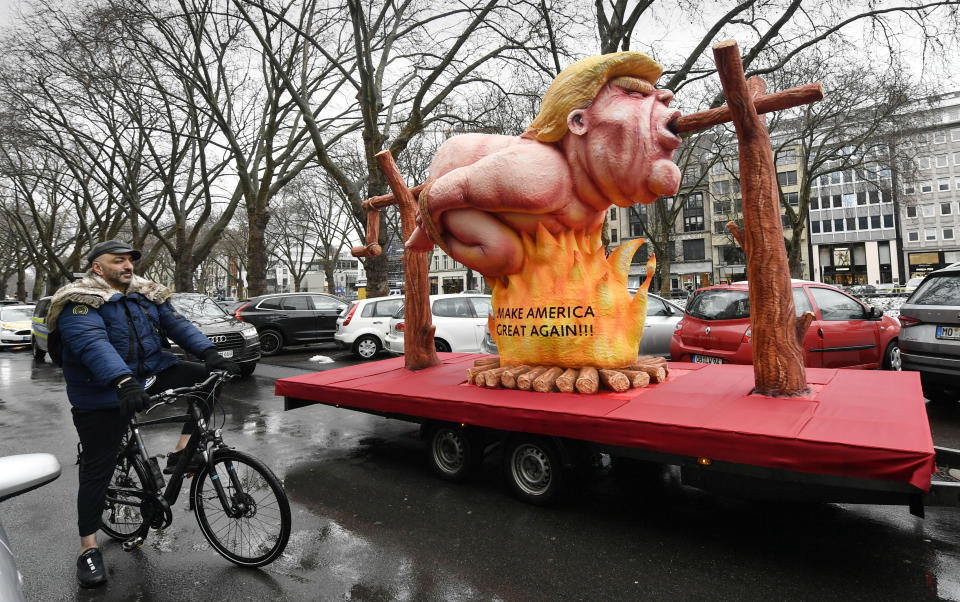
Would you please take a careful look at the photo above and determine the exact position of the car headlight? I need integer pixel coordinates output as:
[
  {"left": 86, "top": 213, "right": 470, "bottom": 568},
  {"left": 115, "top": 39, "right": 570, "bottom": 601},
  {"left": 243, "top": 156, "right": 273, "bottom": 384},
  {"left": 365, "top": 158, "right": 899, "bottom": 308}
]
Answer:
[{"left": 241, "top": 327, "right": 258, "bottom": 340}]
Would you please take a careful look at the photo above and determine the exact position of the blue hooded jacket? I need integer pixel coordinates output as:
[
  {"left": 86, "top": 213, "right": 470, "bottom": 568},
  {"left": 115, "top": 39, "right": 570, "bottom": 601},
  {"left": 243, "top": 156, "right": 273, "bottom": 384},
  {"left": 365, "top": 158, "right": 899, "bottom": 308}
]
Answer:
[{"left": 48, "top": 273, "right": 215, "bottom": 410}]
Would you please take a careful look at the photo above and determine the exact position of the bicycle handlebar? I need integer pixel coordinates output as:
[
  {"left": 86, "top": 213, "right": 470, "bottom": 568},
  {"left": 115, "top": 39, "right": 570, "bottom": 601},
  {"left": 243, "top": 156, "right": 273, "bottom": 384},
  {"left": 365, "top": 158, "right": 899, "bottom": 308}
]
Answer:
[{"left": 145, "top": 370, "right": 236, "bottom": 411}]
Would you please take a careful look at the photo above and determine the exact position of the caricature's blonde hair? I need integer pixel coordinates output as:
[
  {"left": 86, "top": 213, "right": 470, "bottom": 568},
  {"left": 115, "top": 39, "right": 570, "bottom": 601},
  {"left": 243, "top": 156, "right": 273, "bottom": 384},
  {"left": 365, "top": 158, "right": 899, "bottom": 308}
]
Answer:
[{"left": 523, "top": 51, "right": 663, "bottom": 143}]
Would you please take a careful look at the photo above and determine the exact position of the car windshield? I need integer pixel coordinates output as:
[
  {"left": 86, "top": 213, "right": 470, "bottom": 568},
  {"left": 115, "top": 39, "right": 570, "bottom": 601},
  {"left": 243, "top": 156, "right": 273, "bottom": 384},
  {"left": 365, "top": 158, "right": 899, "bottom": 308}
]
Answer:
[
  {"left": 910, "top": 274, "right": 960, "bottom": 306},
  {"left": 171, "top": 296, "right": 227, "bottom": 319},
  {"left": 1, "top": 307, "right": 32, "bottom": 321},
  {"left": 686, "top": 289, "right": 750, "bottom": 320}
]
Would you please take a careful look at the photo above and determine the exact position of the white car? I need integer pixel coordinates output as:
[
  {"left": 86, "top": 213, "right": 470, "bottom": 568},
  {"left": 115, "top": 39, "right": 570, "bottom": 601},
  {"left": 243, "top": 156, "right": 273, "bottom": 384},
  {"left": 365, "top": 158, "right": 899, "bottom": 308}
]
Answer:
[
  {"left": 0, "top": 305, "right": 34, "bottom": 348},
  {"left": 385, "top": 294, "right": 492, "bottom": 353},
  {"left": 335, "top": 295, "right": 404, "bottom": 359}
]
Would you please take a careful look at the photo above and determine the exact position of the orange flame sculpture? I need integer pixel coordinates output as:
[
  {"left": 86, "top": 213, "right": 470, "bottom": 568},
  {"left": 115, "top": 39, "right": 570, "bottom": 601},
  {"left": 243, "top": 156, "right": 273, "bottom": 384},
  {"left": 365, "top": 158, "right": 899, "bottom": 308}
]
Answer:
[{"left": 488, "top": 223, "right": 656, "bottom": 369}]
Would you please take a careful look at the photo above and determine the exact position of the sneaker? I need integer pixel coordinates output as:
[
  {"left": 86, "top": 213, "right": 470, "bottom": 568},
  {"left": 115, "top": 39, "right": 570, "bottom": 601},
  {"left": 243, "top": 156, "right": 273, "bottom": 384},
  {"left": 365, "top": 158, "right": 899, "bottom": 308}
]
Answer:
[
  {"left": 163, "top": 449, "right": 204, "bottom": 475},
  {"left": 77, "top": 548, "right": 106, "bottom": 588}
]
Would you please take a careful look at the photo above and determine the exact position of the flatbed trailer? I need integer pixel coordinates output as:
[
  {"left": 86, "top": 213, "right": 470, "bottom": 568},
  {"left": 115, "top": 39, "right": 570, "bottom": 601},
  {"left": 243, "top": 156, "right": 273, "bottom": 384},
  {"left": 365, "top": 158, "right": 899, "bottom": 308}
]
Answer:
[{"left": 276, "top": 353, "right": 960, "bottom": 513}]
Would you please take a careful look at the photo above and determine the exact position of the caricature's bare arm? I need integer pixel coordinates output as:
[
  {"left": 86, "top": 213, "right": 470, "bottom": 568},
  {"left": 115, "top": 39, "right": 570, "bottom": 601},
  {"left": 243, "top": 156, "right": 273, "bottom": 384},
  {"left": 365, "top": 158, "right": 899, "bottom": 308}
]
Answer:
[{"left": 424, "top": 146, "right": 570, "bottom": 220}]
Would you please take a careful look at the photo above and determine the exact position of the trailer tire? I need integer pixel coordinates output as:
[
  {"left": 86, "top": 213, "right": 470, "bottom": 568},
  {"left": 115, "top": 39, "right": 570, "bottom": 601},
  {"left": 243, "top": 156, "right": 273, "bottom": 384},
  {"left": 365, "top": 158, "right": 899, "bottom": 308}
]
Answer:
[
  {"left": 427, "top": 423, "right": 480, "bottom": 482},
  {"left": 504, "top": 436, "right": 562, "bottom": 505}
]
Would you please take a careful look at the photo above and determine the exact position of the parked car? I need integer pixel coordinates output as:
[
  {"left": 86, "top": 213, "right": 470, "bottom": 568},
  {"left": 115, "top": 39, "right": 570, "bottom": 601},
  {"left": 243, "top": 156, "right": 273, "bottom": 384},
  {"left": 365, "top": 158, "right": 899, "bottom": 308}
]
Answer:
[
  {"left": 233, "top": 292, "right": 348, "bottom": 356},
  {"left": 479, "top": 292, "right": 683, "bottom": 358},
  {"left": 385, "top": 294, "right": 492, "bottom": 353},
  {"left": 30, "top": 297, "right": 52, "bottom": 361},
  {"left": 0, "top": 305, "right": 34, "bottom": 349},
  {"left": 1, "top": 453, "right": 61, "bottom": 601},
  {"left": 904, "top": 277, "right": 925, "bottom": 294},
  {"left": 335, "top": 295, "right": 404, "bottom": 359},
  {"left": 670, "top": 280, "right": 901, "bottom": 370},
  {"left": 169, "top": 293, "right": 261, "bottom": 377},
  {"left": 898, "top": 262, "right": 960, "bottom": 402}
]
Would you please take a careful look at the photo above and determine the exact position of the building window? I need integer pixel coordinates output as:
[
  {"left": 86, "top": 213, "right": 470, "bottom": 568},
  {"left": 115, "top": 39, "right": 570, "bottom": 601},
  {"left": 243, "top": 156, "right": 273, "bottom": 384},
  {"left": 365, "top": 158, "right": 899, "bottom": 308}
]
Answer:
[
  {"left": 955, "top": 152, "right": 960, "bottom": 165},
  {"left": 843, "top": 193, "right": 856, "bottom": 207},
  {"left": 921, "top": 182, "right": 933, "bottom": 193},
  {"left": 908, "top": 230, "right": 919, "bottom": 242},
  {"left": 822, "top": 220, "right": 832, "bottom": 233},
  {"left": 869, "top": 190, "right": 881, "bottom": 204},
  {"left": 922, "top": 205, "right": 935, "bottom": 218},
  {"left": 609, "top": 207, "right": 617, "bottom": 220},
  {"left": 857, "top": 191, "right": 867, "bottom": 205},
  {"left": 832, "top": 195, "right": 843, "bottom": 208},
  {"left": 858, "top": 216, "right": 868, "bottom": 230},
  {"left": 714, "top": 199, "right": 731, "bottom": 214},
  {"left": 846, "top": 217, "right": 856, "bottom": 230},
  {"left": 811, "top": 196, "right": 819, "bottom": 210},
  {"left": 906, "top": 206, "right": 918, "bottom": 218},
  {"left": 925, "top": 228, "right": 937, "bottom": 241},
  {"left": 683, "top": 193, "right": 704, "bottom": 232},
  {"left": 830, "top": 171, "right": 842, "bottom": 185},
  {"left": 936, "top": 154, "right": 949, "bottom": 168},
  {"left": 714, "top": 221, "right": 728, "bottom": 234},
  {"left": 784, "top": 192, "right": 799, "bottom": 206},
  {"left": 952, "top": 128, "right": 960, "bottom": 142},
  {"left": 711, "top": 180, "right": 730, "bottom": 195},
  {"left": 611, "top": 228, "right": 618, "bottom": 243},
  {"left": 944, "top": 227, "right": 955, "bottom": 240},
  {"left": 939, "top": 178, "right": 951, "bottom": 191},
  {"left": 918, "top": 156, "right": 931, "bottom": 169},
  {"left": 834, "top": 218, "right": 844, "bottom": 232},
  {"left": 956, "top": 177, "right": 960, "bottom": 190},
  {"left": 811, "top": 221, "right": 820, "bottom": 234},
  {"left": 904, "top": 183, "right": 915, "bottom": 195},
  {"left": 777, "top": 170, "right": 798, "bottom": 186},
  {"left": 871, "top": 215, "right": 881, "bottom": 229},
  {"left": 883, "top": 214, "right": 893, "bottom": 228},
  {"left": 682, "top": 238, "right": 705, "bottom": 261},
  {"left": 630, "top": 222, "right": 643, "bottom": 237},
  {"left": 934, "top": 131, "right": 947, "bottom": 144},
  {"left": 720, "top": 245, "right": 745, "bottom": 264},
  {"left": 942, "top": 202, "right": 953, "bottom": 216},
  {"left": 776, "top": 148, "right": 797, "bottom": 165}
]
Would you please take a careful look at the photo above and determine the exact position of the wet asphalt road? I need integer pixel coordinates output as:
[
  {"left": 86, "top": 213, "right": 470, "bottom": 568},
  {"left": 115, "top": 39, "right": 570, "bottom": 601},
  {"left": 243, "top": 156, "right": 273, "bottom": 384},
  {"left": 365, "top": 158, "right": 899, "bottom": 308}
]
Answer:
[{"left": 4, "top": 345, "right": 960, "bottom": 601}]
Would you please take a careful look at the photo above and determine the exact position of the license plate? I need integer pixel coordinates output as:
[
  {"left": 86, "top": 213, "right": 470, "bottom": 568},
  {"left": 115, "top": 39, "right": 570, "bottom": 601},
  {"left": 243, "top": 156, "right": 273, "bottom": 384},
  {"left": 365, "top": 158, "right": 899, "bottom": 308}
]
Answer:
[
  {"left": 219, "top": 349, "right": 234, "bottom": 358},
  {"left": 692, "top": 354, "right": 723, "bottom": 364},
  {"left": 20, "top": 335, "right": 30, "bottom": 341},
  {"left": 937, "top": 325, "right": 960, "bottom": 340}
]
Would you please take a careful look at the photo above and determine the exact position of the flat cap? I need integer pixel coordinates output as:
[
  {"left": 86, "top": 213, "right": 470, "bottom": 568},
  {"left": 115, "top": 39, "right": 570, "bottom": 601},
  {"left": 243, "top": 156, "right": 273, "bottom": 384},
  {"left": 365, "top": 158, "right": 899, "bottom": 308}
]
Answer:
[{"left": 86, "top": 239, "right": 142, "bottom": 264}]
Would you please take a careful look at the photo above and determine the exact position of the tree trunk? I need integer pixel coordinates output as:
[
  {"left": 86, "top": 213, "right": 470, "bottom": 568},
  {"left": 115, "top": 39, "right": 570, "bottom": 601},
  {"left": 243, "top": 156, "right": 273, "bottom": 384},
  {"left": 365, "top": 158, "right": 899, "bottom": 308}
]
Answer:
[
  {"left": 174, "top": 255, "right": 195, "bottom": 293},
  {"left": 325, "top": 266, "right": 335, "bottom": 295},
  {"left": 247, "top": 211, "right": 270, "bottom": 297},
  {"left": 787, "top": 233, "right": 805, "bottom": 278},
  {"left": 714, "top": 41, "right": 808, "bottom": 397}
]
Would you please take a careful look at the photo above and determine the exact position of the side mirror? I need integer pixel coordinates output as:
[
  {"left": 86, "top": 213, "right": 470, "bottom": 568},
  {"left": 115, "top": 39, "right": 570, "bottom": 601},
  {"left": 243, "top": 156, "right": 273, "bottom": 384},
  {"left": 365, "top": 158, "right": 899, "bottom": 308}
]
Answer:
[
  {"left": 867, "top": 306, "right": 882, "bottom": 320},
  {"left": 0, "top": 453, "right": 61, "bottom": 503}
]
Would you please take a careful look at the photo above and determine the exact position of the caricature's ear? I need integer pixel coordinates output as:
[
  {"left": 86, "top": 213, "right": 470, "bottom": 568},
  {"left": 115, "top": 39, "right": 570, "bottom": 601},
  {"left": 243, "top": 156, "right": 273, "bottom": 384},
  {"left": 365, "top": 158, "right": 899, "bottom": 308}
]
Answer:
[{"left": 567, "top": 109, "right": 588, "bottom": 136}]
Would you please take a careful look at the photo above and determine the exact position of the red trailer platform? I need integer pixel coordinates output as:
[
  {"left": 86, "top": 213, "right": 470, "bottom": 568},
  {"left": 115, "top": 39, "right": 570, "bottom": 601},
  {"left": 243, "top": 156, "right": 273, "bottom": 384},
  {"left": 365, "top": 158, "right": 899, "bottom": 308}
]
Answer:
[{"left": 277, "top": 354, "right": 951, "bottom": 508}]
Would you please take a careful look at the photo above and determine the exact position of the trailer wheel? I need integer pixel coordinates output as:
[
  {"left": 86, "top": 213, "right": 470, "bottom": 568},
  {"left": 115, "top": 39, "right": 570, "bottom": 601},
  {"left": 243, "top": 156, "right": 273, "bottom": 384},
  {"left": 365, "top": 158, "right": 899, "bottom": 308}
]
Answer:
[
  {"left": 427, "top": 423, "right": 479, "bottom": 482},
  {"left": 504, "top": 436, "right": 562, "bottom": 505}
]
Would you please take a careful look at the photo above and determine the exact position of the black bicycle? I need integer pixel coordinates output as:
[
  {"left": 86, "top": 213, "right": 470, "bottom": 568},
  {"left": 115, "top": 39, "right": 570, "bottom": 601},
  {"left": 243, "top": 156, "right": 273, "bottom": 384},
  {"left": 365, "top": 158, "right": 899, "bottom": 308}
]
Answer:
[{"left": 100, "top": 371, "right": 291, "bottom": 567}]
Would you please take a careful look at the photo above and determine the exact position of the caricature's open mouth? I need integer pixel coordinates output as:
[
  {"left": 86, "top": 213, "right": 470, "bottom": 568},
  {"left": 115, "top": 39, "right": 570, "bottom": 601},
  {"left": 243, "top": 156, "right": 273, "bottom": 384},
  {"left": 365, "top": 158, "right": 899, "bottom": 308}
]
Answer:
[{"left": 659, "top": 110, "right": 682, "bottom": 149}]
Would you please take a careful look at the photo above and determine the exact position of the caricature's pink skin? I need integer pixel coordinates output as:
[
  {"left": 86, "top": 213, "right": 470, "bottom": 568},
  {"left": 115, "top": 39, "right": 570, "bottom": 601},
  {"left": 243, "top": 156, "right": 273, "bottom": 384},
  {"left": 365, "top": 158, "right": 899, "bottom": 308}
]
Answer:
[{"left": 407, "top": 83, "right": 682, "bottom": 276}]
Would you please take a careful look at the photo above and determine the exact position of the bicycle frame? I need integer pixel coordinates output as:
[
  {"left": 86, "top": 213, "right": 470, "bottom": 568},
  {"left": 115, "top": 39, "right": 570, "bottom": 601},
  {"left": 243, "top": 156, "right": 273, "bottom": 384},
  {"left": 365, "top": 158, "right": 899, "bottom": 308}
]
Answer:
[{"left": 106, "top": 373, "right": 252, "bottom": 549}]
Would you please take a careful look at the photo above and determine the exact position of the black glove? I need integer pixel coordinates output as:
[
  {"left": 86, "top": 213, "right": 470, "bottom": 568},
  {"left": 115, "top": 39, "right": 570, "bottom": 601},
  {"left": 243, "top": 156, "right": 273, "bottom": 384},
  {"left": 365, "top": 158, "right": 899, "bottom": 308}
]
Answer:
[
  {"left": 115, "top": 377, "right": 150, "bottom": 416},
  {"left": 203, "top": 348, "right": 240, "bottom": 376}
]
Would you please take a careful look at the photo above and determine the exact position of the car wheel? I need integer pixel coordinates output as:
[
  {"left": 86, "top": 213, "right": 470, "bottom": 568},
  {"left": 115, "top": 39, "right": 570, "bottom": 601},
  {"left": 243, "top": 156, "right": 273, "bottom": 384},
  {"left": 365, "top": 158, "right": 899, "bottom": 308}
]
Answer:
[
  {"left": 32, "top": 338, "right": 45, "bottom": 362},
  {"left": 238, "top": 362, "right": 257, "bottom": 377},
  {"left": 434, "top": 339, "right": 451, "bottom": 353},
  {"left": 352, "top": 335, "right": 381, "bottom": 360},
  {"left": 503, "top": 435, "right": 563, "bottom": 505},
  {"left": 883, "top": 340, "right": 901, "bottom": 371},
  {"left": 258, "top": 330, "right": 284, "bottom": 356}
]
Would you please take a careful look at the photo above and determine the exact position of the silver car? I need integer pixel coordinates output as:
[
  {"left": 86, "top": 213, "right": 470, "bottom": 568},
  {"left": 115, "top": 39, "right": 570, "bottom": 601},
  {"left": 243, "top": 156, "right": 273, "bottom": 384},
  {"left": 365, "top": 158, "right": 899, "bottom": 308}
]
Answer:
[
  {"left": 480, "top": 293, "right": 683, "bottom": 359},
  {"left": 899, "top": 262, "right": 960, "bottom": 402},
  {"left": 1, "top": 454, "right": 61, "bottom": 601}
]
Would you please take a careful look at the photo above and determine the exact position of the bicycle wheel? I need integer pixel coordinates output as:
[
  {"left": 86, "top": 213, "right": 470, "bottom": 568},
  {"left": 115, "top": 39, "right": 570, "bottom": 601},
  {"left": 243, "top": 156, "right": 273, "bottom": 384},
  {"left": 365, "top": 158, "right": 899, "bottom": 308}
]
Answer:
[
  {"left": 191, "top": 449, "right": 291, "bottom": 567},
  {"left": 101, "top": 452, "right": 150, "bottom": 541}
]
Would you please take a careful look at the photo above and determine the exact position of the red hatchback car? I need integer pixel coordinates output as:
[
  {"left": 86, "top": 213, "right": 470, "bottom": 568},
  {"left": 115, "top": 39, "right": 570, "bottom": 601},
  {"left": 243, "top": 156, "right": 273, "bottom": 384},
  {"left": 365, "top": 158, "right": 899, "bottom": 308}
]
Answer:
[{"left": 670, "top": 280, "right": 901, "bottom": 370}]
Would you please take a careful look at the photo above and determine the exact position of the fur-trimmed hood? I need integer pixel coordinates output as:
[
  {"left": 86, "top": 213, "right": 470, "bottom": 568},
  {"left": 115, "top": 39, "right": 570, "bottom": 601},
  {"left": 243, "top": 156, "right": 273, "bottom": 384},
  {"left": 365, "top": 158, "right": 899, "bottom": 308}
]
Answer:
[{"left": 47, "top": 270, "right": 172, "bottom": 332}]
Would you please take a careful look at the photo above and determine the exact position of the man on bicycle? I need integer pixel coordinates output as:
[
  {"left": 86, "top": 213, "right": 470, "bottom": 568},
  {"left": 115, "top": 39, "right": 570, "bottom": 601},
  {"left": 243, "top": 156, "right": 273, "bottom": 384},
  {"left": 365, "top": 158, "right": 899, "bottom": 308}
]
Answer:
[{"left": 47, "top": 239, "right": 241, "bottom": 588}]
